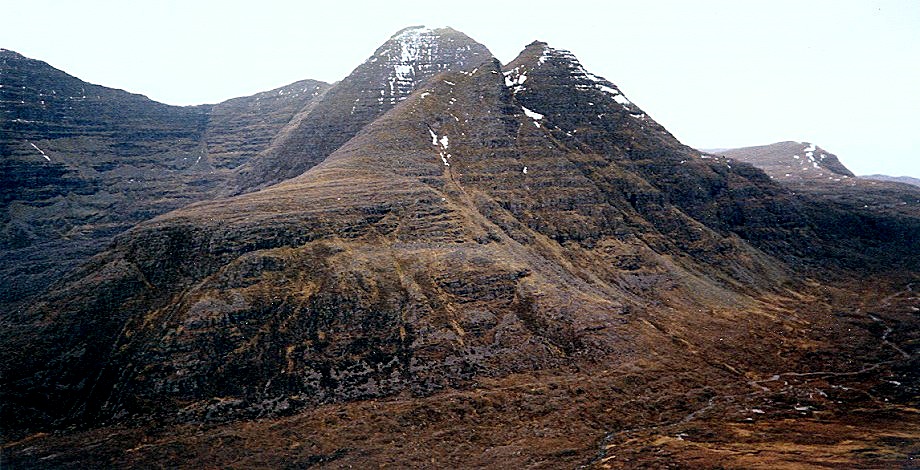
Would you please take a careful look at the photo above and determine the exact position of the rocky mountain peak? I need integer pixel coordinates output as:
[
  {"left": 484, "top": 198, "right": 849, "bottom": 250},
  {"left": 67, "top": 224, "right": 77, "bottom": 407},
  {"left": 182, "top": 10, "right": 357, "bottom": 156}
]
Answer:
[
  {"left": 501, "top": 41, "right": 674, "bottom": 148},
  {"left": 231, "top": 26, "right": 491, "bottom": 192},
  {"left": 363, "top": 25, "right": 486, "bottom": 105},
  {"left": 505, "top": 42, "right": 637, "bottom": 109}
]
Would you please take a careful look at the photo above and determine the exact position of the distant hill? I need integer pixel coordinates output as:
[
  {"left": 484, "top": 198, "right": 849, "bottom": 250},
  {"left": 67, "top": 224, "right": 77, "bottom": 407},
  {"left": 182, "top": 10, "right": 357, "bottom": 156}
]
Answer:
[
  {"left": 710, "top": 142, "right": 920, "bottom": 214},
  {"left": 711, "top": 141, "right": 854, "bottom": 182},
  {"left": 861, "top": 174, "right": 920, "bottom": 188}
]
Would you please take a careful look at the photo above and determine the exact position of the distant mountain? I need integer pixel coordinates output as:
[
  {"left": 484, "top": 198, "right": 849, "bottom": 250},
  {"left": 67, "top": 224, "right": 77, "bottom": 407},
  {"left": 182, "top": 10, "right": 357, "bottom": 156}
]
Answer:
[
  {"left": 711, "top": 141, "right": 920, "bottom": 217},
  {"left": 861, "top": 174, "right": 920, "bottom": 188},
  {"left": 231, "top": 26, "right": 492, "bottom": 192},
  {"left": 0, "top": 48, "right": 330, "bottom": 312},
  {"left": 712, "top": 141, "right": 855, "bottom": 182},
  {"left": 2, "top": 32, "right": 918, "bottom": 469}
]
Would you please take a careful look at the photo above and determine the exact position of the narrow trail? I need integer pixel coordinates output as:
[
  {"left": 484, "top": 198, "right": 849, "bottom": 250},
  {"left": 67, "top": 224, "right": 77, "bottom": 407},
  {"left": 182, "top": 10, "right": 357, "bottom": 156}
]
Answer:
[{"left": 581, "top": 281, "right": 917, "bottom": 468}]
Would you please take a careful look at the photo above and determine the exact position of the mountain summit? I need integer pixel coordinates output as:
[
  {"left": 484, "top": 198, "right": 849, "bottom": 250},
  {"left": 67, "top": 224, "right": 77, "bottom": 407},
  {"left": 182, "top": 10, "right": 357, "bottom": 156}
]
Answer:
[
  {"left": 231, "top": 26, "right": 491, "bottom": 192},
  {"left": 714, "top": 141, "right": 855, "bottom": 182}
]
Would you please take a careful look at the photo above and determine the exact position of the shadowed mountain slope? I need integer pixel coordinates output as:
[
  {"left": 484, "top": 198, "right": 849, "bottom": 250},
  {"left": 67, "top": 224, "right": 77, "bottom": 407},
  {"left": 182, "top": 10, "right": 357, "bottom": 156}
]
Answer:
[
  {"left": 712, "top": 142, "right": 920, "bottom": 266},
  {"left": 0, "top": 48, "right": 331, "bottom": 312}
]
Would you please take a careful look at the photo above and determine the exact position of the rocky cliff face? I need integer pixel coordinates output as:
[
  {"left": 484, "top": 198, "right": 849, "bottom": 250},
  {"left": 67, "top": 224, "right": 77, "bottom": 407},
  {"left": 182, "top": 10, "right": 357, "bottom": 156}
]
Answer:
[
  {"left": 0, "top": 49, "right": 330, "bottom": 312},
  {"left": 204, "top": 79, "right": 330, "bottom": 170}
]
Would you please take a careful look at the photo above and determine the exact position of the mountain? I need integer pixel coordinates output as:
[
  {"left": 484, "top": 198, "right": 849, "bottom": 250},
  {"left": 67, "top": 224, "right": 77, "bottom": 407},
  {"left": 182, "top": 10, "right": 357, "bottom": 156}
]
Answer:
[
  {"left": 2, "top": 33, "right": 918, "bottom": 469},
  {"left": 231, "top": 26, "right": 492, "bottom": 192},
  {"left": 713, "top": 142, "right": 920, "bottom": 218},
  {"left": 862, "top": 174, "right": 920, "bottom": 188},
  {"left": 0, "top": 48, "right": 330, "bottom": 313},
  {"left": 712, "top": 141, "right": 855, "bottom": 182}
]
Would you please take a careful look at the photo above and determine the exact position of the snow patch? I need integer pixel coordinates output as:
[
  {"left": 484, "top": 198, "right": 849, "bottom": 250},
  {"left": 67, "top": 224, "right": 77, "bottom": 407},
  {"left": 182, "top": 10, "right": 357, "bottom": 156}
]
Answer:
[
  {"left": 612, "top": 94, "right": 632, "bottom": 107},
  {"left": 538, "top": 46, "right": 551, "bottom": 65},
  {"left": 596, "top": 84, "right": 618, "bottom": 95},
  {"left": 28, "top": 141, "right": 51, "bottom": 162},
  {"left": 521, "top": 106, "right": 543, "bottom": 120},
  {"left": 503, "top": 67, "right": 528, "bottom": 94},
  {"left": 428, "top": 128, "right": 451, "bottom": 166}
]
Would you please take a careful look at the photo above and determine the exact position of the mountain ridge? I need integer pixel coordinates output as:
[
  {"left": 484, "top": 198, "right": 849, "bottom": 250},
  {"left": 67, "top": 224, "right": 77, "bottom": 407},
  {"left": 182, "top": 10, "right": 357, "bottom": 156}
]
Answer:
[{"left": 0, "top": 48, "right": 333, "bottom": 314}]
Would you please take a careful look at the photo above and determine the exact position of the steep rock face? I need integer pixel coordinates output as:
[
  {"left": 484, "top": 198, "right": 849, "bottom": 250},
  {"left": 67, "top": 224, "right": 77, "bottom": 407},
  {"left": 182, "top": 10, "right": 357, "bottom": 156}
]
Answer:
[
  {"left": 231, "top": 26, "right": 492, "bottom": 192},
  {"left": 714, "top": 141, "right": 855, "bottom": 182},
  {"left": 2, "top": 47, "right": 843, "bottom": 433},
  {"left": 0, "top": 49, "right": 329, "bottom": 311},
  {"left": 204, "top": 79, "right": 330, "bottom": 169},
  {"left": 0, "top": 48, "right": 207, "bottom": 311}
]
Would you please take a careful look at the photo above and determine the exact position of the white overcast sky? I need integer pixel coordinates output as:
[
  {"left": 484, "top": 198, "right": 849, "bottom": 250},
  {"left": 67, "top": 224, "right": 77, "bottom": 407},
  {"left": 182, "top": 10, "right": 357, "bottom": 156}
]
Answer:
[{"left": 2, "top": 0, "right": 918, "bottom": 176}]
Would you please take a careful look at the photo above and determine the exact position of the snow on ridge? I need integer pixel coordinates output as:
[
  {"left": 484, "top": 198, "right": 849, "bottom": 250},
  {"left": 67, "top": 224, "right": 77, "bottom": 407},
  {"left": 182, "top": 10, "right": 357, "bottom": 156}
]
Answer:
[
  {"left": 540, "top": 45, "right": 636, "bottom": 111},
  {"left": 538, "top": 46, "right": 550, "bottom": 65},
  {"left": 376, "top": 26, "right": 448, "bottom": 104},
  {"left": 394, "top": 25, "right": 438, "bottom": 38}
]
